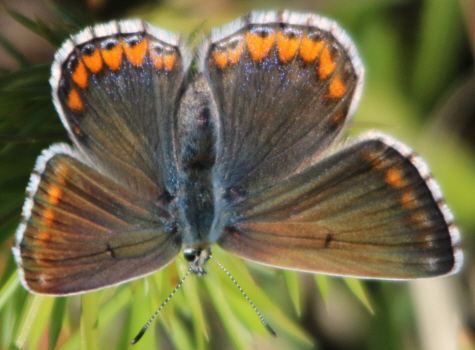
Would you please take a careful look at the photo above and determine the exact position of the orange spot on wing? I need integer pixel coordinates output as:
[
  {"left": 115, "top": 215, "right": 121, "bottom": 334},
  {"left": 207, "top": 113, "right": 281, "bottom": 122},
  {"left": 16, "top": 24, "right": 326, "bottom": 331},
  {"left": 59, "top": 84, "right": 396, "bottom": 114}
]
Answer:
[
  {"left": 47, "top": 184, "right": 62, "bottom": 205},
  {"left": 101, "top": 43, "right": 123, "bottom": 71},
  {"left": 67, "top": 89, "right": 84, "bottom": 111},
  {"left": 57, "top": 175, "right": 66, "bottom": 185},
  {"left": 71, "top": 61, "right": 88, "bottom": 89},
  {"left": 150, "top": 50, "right": 163, "bottom": 70},
  {"left": 300, "top": 37, "right": 324, "bottom": 63},
  {"left": 276, "top": 31, "right": 301, "bottom": 63},
  {"left": 212, "top": 38, "right": 245, "bottom": 68},
  {"left": 401, "top": 191, "right": 417, "bottom": 209},
  {"left": 386, "top": 167, "right": 406, "bottom": 188},
  {"left": 163, "top": 53, "right": 176, "bottom": 71},
  {"left": 327, "top": 75, "right": 346, "bottom": 98},
  {"left": 333, "top": 113, "right": 344, "bottom": 122},
  {"left": 319, "top": 47, "right": 336, "bottom": 79},
  {"left": 246, "top": 30, "right": 276, "bottom": 61},
  {"left": 212, "top": 50, "right": 228, "bottom": 69},
  {"left": 82, "top": 49, "right": 103, "bottom": 74},
  {"left": 42, "top": 208, "right": 55, "bottom": 227},
  {"left": 123, "top": 38, "right": 147, "bottom": 66},
  {"left": 37, "top": 230, "right": 51, "bottom": 241}
]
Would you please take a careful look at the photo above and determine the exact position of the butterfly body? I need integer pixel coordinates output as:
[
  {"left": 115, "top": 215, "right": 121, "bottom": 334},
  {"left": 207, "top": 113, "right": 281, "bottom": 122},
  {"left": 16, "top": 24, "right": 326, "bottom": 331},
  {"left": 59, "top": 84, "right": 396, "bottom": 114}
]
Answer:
[
  {"left": 13, "top": 12, "right": 462, "bottom": 296},
  {"left": 177, "top": 77, "right": 217, "bottom": 251}
]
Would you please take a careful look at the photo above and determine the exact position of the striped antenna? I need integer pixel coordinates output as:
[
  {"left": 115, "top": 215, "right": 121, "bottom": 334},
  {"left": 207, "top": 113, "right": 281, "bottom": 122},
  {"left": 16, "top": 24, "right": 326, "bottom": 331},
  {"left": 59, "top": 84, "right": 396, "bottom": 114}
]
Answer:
[{"left": 209, "top": 255, "right": 276, "bottom": 337}]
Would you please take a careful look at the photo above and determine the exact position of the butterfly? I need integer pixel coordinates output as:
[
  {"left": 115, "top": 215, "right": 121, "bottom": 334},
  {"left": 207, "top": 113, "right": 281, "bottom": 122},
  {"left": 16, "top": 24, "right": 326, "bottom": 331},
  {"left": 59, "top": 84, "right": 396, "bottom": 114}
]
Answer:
[{"left": 13, "top": 10, "right": 462, "bottom": 306}]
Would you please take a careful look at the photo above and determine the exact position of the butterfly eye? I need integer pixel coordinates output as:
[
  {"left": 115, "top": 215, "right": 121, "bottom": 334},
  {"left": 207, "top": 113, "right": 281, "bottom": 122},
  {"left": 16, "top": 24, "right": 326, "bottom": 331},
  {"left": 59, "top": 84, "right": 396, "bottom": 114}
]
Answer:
[{"left": 183, "top": 248, "right": 198, "bottom": 262}]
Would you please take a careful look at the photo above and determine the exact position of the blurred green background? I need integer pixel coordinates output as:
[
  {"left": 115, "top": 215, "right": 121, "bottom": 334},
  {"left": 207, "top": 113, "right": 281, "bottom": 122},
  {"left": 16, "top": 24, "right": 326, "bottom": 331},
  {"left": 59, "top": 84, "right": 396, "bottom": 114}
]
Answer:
[{"left": 0, "top": 0, "right": 473, "bottom": 349}]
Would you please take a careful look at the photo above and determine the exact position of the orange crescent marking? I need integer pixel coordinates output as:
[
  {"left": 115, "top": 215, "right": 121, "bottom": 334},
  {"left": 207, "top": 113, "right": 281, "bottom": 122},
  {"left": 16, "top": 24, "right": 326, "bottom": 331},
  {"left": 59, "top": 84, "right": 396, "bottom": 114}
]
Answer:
[
  {"left": 212, "top": 50, "right": 228, "bottom": 69},
  {"left": 401, "top": 191, "right": 417, "bottom": 209},
  {"left": 71, "top": 61, "right": 88, "bottom": 89},
  {"left": 150, "top": 49, "right": 163, "bottom": 70},
  {"left": 42, "top": 208, "right": 55, "bottom": 227},
  {"left": 327, "top": 75, "right": 346, "bottom": 98},
  {"left": 276, "top": 31, "right": 301, "bottom": 63},
  {"left": 82, "top": 49, "right": 103, "bottom": 74},
  {"left": 47, "top": 184, "right": 62, "bottom": 205},
  {"left": 333, "top": 113, "right": 344, "bottom": 122},
  {"left": 57, "top": 175, "right": 66, "bottom": 185},
  {"left": 318, "top": 46, "right": 336, "bottom": 79},
  {"left": 67, "top": 89, "right": 84, "bottom": 111},
  {"left": 163, "top": 53, "right": 176, "bottom": 71},
  {"left": 300, "top": 37, "right": 324, "bottom": 63},
  {"left": 385, "top": 167, "right": 406, "bottom": 188},
  {"left": 123, "top": 38, "right": 147, "bottom": 66},
  {"left": 37, "top": 230, "right": 51, "bottom": 241},
  {"left": 246, "top": 31, "right": 276, "bottom": 61},
  {"left": 101, "top": 43, "right": 123, "bottom": 71}
]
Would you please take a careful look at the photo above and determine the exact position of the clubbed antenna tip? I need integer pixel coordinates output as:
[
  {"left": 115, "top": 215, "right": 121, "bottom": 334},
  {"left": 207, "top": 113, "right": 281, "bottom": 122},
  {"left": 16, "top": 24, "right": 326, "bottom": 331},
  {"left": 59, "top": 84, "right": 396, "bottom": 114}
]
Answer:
[
  {"left": 130, "top": 262, "right": 195, "bottom": 345},
  {"left": 130, "top": 327, "right": 147, "bottom": 345},
  {"left": 265, "top": 323, "right": 277, "bottom": 337}
]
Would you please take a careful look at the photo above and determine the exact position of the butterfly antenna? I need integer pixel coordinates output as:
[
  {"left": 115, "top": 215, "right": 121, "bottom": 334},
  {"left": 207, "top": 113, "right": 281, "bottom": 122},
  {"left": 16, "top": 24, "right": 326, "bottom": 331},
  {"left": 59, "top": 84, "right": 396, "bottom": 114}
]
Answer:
[
  {"left": 209, "top": 255, "right": 276, "bottom": 337},
  {"left": 131, "top": 261, "right": 196, "bottom": 345}
]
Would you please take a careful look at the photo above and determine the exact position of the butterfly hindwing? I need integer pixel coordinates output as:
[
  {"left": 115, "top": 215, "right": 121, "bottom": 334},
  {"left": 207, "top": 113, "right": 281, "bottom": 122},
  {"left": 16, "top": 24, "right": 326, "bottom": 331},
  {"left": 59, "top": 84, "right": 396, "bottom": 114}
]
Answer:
[
  {"left": 217, "top": 133, "right": 462, "bottom": 279},
  {"left": 13, "top": 145, "right": 181, "bottom": 295}
]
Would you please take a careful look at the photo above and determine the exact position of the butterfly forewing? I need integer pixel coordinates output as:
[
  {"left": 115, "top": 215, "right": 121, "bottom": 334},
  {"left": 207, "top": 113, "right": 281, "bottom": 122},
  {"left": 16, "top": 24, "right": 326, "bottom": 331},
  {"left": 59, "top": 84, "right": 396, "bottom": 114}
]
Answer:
[
  {"left": 51, "top": 20, "right": 188, "bottom": 196},
  {"left": 218, "top": 133, "right": 462, "bottom": 279},
  {"left": 202, "top": 12, "right": 364, "bottom": 195}
]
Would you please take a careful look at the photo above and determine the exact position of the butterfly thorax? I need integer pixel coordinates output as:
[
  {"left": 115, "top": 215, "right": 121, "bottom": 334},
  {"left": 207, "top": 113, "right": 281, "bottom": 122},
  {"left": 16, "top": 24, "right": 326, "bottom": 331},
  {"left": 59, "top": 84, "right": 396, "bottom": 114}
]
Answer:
[{"left": 177, "top": 76, "right": 218, "bottom": 252}]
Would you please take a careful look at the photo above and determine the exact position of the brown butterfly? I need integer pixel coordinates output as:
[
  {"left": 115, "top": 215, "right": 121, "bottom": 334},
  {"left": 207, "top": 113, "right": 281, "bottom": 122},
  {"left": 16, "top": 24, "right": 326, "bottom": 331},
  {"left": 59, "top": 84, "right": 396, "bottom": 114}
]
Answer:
[{"left": 13, "top": 10, "right": 462, "bottom": 343}]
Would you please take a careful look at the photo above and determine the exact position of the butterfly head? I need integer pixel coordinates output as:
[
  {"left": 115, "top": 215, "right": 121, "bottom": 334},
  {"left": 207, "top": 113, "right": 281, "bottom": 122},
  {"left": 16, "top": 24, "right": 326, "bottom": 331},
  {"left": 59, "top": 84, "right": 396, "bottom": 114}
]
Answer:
[{"left": 183, "top": 246, "right": 212, "bottom": 276}]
